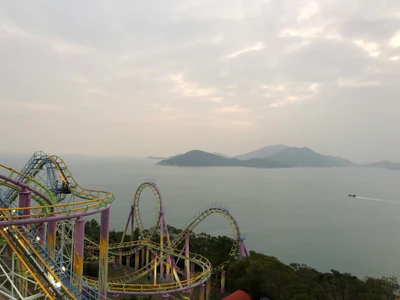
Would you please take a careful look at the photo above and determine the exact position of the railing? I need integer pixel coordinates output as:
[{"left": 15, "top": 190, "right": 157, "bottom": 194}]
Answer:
[
  {"left": 13, "top": 224, "right": 84, "bottom": 299},
  {"left": 2, "top": 151, "right": 47, "bottom": 206},
  {"left": 0, "top": 227, "right": 56, "bottom": 298},
  {"left": 83, "top": 237, "right": 212, "bottom": 286},
  {"left": 170, "top": 203, "right": 230, "bottom": 247},
  {"left": 0, "top": 162, "right": 113, "bottom": 299}
]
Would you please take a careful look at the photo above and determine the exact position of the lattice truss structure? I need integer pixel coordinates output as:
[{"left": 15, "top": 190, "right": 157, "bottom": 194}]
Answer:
[{"left": 0, "top": 151, "right": 248, "bottom": 300}]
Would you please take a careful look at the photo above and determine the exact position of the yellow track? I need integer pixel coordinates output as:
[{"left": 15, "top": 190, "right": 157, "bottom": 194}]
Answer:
[
  {"left": 0, "top": 156, "right": 114, "bottom": 220},
  {"left": 59, "top": 219, "right": 211, "bottom": 289},
  {"left": 12, "top": 225, "right": 77, "bottom": 299},
  {"left": 0, "top": 153, "right": 214, "bottom": 296},
  {"left": 0, "top": 173, "right": 84, "bottom": 299},
  {"left": 133, "top": 181, "right": 162, "bottom": 240},
  {"left": 85, "top": 239, "right": 211, "bottom": 290},
  {"left": 0, "top": 229, "right": 54, "bottom": 299}
]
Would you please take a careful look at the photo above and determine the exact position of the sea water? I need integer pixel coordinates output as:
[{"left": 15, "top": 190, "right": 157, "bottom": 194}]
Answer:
[{"left": 2, "top": 154, "right": 400, "bottom": 279}]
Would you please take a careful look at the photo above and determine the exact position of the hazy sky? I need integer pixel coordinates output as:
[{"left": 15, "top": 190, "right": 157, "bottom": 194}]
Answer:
[{"left": 0, "top": 1, "right": 399, "bottom": 163}]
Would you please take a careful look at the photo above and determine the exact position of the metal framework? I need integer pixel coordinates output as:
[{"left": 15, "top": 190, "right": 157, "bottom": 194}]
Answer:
[{"left": 0, "top": 151, "right": 248, "bottom": 299}]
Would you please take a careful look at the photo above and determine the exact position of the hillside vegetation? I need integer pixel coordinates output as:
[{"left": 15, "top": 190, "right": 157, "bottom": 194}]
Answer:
[{"left": 84, "top": 220, "right": 399, "bottom": 300}]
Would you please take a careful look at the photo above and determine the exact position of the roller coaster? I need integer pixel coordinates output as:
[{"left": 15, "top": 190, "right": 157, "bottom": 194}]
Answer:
[{"left": 0, "top": 151, "right": 248, "bottom": 299}]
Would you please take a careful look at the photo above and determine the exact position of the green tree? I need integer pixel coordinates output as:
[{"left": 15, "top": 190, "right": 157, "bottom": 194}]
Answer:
[{"left": 81, "top": 219, "right": 400, "bottom": 300}]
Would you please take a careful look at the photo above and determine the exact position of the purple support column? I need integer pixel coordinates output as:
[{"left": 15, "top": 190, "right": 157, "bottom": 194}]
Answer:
[
  {"left": 47, "top": 220, "right": 56, "bottom": 260},
  {"left": 153, "top": 251, "right": 157, "bottom": 286},
  {"left": 191, "top": 262, "right": 195, "bottom": 279},
  {"left": 141, "top": 246, "right": 145, "bottom": 266},
  {"left": 121, "top": 209, "right": 131, "bottom": 243},
  {"left": 185, "top": 233, "right": 190, "bottom": 281},
  {"left": 113, "top": 294, "right": 119, "bottom": 300},
  {"left": 206, "top": 277, "right": 211, "bottom": 300},
  {"left": 73, "top": 217, "right": 85, "bottom": 293},
  {"left": 37, "top": 223, "right": 45, "bottom": 247},
  {"left": 126, "top": 254, "right": 131, "bottom": 269},
  {"left": 166, "top": 255, "right": 171, "bottom": 282},
  {"left": 239, "top": 237, "right": 248, "bottom": 259},
  {"left": 221, "top": 270, "right": 226, "bottom": 294},
  {"left": 99, "top": 207, "right": 110, "bottom": 300},
  {"left": 160, "top": 248, "right": 164, "bottom": 279},
  {"left": 129, "top": 206, "right": 135, "bottom": 270},
  {"left": 135, "top": 246, "right": 139, "bottom": 271},
  {"left": 118, "top": 248, "right": 122, "bottom": 266},
  {"left": 159, "top": 211, "right": 165, "bottom": 279},
  {"left": 130, "top": 205, "right": 134, "bottom": 240},
  {"left": 190, "top": 288, "right": 195, "bottom": 300},
  {"left": 199, "top": 283, "right": 205, "bottom": 300},
  {"left": 18, "top": 187, "right": 31, "bottom": 216}
]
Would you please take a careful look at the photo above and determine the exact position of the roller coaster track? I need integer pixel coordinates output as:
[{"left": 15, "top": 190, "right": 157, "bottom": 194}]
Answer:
[
  {"left": 0, "top": 163, "right": 56, "bottom": 207},
  {"left": 0, "top": 173, "right": 104, "bottom": 299},
  {"left": 2, "top": 224, "right": 85, "bottom": 299},
  {"left": 1, "top": 151, "right": 49, "bottom": 206},
  {"left": 29, "top": 168, "right": 237, "bottom": 288},
  {"left": 44, "top": 183, "right": 243, "bottom": 288},
  {"left": 0, "top": 151, "right": 248, "bottom": 298},
  {"left": 58, "top": 184, "right": 201, "bottom": 287},
  {"left": 73, "top": 202, "right": 244, "bottom": 285},
  {"left": 80, "top": 182, "right": 246, "bottom": 285},
  {"left": 171, "top": 204, "right": 243, "bottom": 258},
  {"left": 0, "top": 226, "right": 58, "bottom": 299},
  {"left": 0, "top": 154, "right": 114, "bottom": 299},
  {"left": 133, "top": 181, "right": 162, "bottom": 240},
  {"left": 0, "top": 155, "right": 114, "bottom": 223},
  {"left": 64, "top": 232, "right": 210, "bottom": 293},
  {"left": 85, "top": 239, "right": 211, "bottom": 285}
]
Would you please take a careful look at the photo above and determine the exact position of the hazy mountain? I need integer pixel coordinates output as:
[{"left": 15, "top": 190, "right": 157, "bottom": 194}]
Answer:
[
  {"left": 157, "top": 147, "right": 356, "bottom": 169},
  {"left": 157, "top": 150, "right": 288, "bottom": 168},
  {"left": 236, "top": 145, "right": 290, "bottom": 160},
  {"left": 213, "top": 153, "right": 230, "bottom": 159},
  {"left": 265, "top": 147, "right": 354, "bottom": 167},
  {"left": 363, "top": 161, "right": 400, "bottom": 170},
  {"left": 168, "top": 153, "right": 182, "bottom": 159},
  {"left": 158, "top": 150, "right": 232, "bottom": 166},
  {"left": 326, "top": 155, "right": 357, "bottom": 167}
]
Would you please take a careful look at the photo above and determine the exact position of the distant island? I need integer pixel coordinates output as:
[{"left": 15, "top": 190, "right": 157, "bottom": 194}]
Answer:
[
  {"left": 147, "top": 156, "right": 166, "bottom": 160},
  {"left": 156, "top": 145, "right": 400, "bottom": 171},
  {"left": 364, "top": 161, "right": 400, "bottom": 170},
  {"left": 212, "top": 152, "right": 231, "bottom": 159},
  {"left": 147, "top": 153, "right": 184, "bottom": 160},
  {"left": 235, "top": 144, "right": 290, "bottom": 160},
  {"left": 157, "top": 150, "right": 289, "bottom": 168}
]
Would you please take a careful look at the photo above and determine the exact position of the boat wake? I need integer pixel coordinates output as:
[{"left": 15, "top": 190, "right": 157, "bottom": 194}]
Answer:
[{"left": 352, "top": 196, "right": 399, "bottom": 205}]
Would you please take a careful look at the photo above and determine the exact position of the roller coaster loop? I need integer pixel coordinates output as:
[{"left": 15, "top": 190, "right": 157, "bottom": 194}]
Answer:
[{"left": 0, "top": 151, "right": 248, "bottom": 299}]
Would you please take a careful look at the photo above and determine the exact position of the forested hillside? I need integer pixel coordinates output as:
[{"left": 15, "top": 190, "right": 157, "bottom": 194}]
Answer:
[{"left": 84, "top": 220, "right": 399, "bottom": 299}]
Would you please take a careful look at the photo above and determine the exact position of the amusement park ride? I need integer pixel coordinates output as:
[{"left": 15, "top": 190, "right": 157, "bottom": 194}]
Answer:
[{"left": 0, "top": 151, "right": 248, "bottom": 300}]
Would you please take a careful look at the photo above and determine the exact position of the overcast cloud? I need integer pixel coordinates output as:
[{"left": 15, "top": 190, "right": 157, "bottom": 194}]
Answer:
[{"left": 0, "top": 0, "right": 399, "bottom": 163}]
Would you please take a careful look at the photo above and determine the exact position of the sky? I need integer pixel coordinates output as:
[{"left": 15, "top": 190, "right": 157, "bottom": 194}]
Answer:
[{"left": 0, "top": 0, "right": 399, "bottom": 163}]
